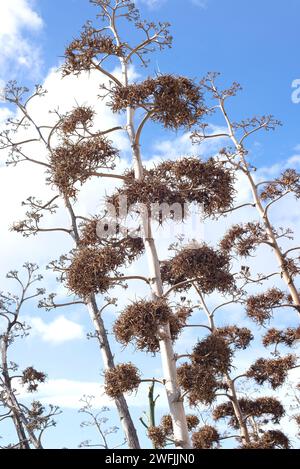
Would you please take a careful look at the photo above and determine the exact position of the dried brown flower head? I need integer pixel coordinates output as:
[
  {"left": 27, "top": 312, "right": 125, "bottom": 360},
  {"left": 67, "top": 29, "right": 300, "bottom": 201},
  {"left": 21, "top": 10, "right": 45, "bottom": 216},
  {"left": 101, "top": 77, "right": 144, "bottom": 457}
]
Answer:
[
  {"left": 63, "top": 25, "right": 124, "bottom": 76},
  {"left": 161, "top": 244, "right": 234, "bottom": 294},
  {"left": 192, "top": 425, "right": 220, "bottom": 449},
  {"left": 177, "top": 362, "right": 218, "bottom": 406},
  {"left": 260, "top": 169, "right": 300, "bottom": 201},
  {"left": 242, "top": 430, "right": 290, "bottom": 449},
  {"left": 246, "top": 288, "right": 286, "bottom": 325},
  {"left": 247, "top": 355, "right": 297, "bottom": 389},
  {"left": 108, "top": 157, "right": 234, "bottom": 222},
  {"left": 67, "top": 246, "right": 122, "bottom": 297},
  {"left": 111, "top": 75, "right": 205, "bottom": 130},
  {"left": 49, "top": 137, "right": 118, "bottom": 197},
  {"left": 220, "top": 222, "right": 268, "bottom": 257},
  {"left": 213, "top": 397, "right": 285, "bottom": 428},
  {"left": 147, "top": 426, "right": 167, "bottom": 449},
  {"left": 160, "top": 415, "right": 173, "bottom": 436},
  {"left": 26, "top": 401, "right": 47, "bottom": 431},
  {"left": 215, "top": 326, "right": 253, "bottom": 350},
  {"left": 104, "top": 363, "right": 140, "bottom": 398},
  {"left": 160, "top": 413, "right": 199, "bottom": 437},
  {"left": 186, "top": 414, "right": 200, "bottom": 431},
  {"left": 79, "top": 217, "right": 145, "bottom": 262},
  {"left": 113, "top": 300, "right": 190, "bottom": 353},
  {"left": 156, "top": 158, "right": 235, "bottom": 216},
  {"left": 60, "top": 106, "right": 95, "bottom": 135},
  {"left": 262, "top": 326, "right": 300, "bottom": 348},
  {"left": 22, "top": 367, "right": 47, "bottom": 392},
  {"left": 192, "top": 334, "right": 232, "bottom": 374}
]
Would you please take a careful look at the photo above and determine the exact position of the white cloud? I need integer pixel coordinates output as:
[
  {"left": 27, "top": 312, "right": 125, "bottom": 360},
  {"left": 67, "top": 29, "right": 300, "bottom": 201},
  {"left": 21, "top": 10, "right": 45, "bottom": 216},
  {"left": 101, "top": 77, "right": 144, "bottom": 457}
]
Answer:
[
  {"left": 150, "top": 125, "right": 228, "bottom": 162},
  {"left": 0, "top": 0, "right": 43, "bottom": 80},
  {"left": 16, "top": 377, "right": 167, "bottom": 410},
  {"left": 28, "top": 316, "right": 84, "bottom": 344}
]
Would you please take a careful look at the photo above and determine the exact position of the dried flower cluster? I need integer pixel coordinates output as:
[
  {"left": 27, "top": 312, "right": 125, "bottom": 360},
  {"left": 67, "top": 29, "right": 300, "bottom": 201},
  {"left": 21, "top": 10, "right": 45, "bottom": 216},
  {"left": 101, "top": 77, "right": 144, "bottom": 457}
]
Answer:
[
  {"left": 191, "top": 425, "right": 220, "bottom": 449},
  {"left": 161, "top": 244, "right": 234, "bottom": 294},
  {"left": 262, "top": 326, "right": 300, "bottom": 348},
  {"left": 246, "top": 288, "right": 286, "bottom": 325},
  {"left": 63, "top": 25, "right": 124, "bottom": 76},
  {"left": 104, "top": 363, "right": 141, "bottom": 398},
  {"left": 67, "top": 246, "right": 121, "bottom": 297},
  {"left": 215, "top": 326, "right": 254, "bottom": 350},
  {"left": 21, "top": 367, "right": 47, "bottom": 393},
  {"left": 160, "top": 414, "right": 199, "bottom": 436},
  {"left": 108, "top": 158, "right": 234, "bottom": 221},
  {"left": 79, "top": 217, "right": 145, "bottom": 261},
  {"left": 156, "top": 158, "right": 235, "bottom": 216},
  {"left": 50, "top": 137, "right": 118, "bottom": 197},
  {"left": 110, "top": 75, "right": 205, "bottom": 130},
  {"left": 60, "top": 106, "right": 95, "bottom": 135},
  {"left": 220, "top": 222, "right": 268, "bottom": 256},
  {"left": 260, "top": 169, "right": 300, "bottom": 201},
  {"left": 149, "top": 413, "right": 200, "bottom": 448},
  {"left": 177, "top": 335, "right": 231, "bottom": 406},
  {"left": 192, "top": 335, "right": 232, "bottom": 374},
  {"left": 177, "top": 363, "right": 218, "bottom": 406},
  {"left": 242, "top": 430, "right": 290, "bottom": 449},
  {"left": 147, "top": 426, "right": 166, "bottom": 449},
  {"left": 213, "top": 397, "right": 285, "bottom": 428},
  {"left": 114, "top": 300, "right": 191, "bottom": 353},
  {"left": 247, "top": 355, "right": 297, "bottom": 389}
]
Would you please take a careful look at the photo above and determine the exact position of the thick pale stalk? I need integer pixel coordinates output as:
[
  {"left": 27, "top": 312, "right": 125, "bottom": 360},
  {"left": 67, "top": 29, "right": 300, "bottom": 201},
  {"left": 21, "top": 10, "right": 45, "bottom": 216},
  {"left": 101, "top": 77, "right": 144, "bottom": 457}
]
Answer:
[
  {"left": 226, "top": 376, "right": 250, "bottom": 444},
  {"left": 121, "top": 62, "right": 191, "bottom": 448},
  {"left": 244, "top": 166, "right": 300, "bottom": 313},
  {"left": 221, "top": 102, "right": 300, "bottom": 314},
  {"left": 65, "top": 199, "right": 140, "bottom": 449},
  {"left": 86, "top": 297, "right": 140, "bottom": 449},
  {"left": 200, "top": 293, "right": 250, "bottom": 445}
]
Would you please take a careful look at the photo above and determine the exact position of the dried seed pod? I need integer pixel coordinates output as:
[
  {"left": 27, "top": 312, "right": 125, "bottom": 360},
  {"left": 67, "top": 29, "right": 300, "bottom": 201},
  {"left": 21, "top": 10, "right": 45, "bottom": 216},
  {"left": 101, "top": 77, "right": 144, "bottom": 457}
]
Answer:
[
  {"left": 104, "top": 363, "right": 140, "bottom": 398},
  {"left": 247, "top": 355, "right": 297, "bottom": 389},
  {"left": 110, "top": 75, "right": 205, "bottom": 130},
  {"left": 192, "top": 425, "right": 220, "bottom": 449},
  {"left": 49, "top": 137, "right": 118, "bottom": 198},
  {"left": 161, "top": 244, "right": 234, "bottom": 294},
  {"left": 113, "top": 300, "right": 189, "bottom": 353},
  {"left": 246, "top": 288, "right": 286, "bottom": 325}
]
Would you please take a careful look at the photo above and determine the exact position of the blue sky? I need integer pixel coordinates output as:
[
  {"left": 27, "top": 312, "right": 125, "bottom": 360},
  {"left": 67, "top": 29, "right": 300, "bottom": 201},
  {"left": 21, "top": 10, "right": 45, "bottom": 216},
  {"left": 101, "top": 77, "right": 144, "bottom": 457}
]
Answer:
[
  {"left": 0, "top": 0, "right": 300, "bottom": 449},
  {"left": 35, "top": 0, "right": 300, "bottom": 163}
]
